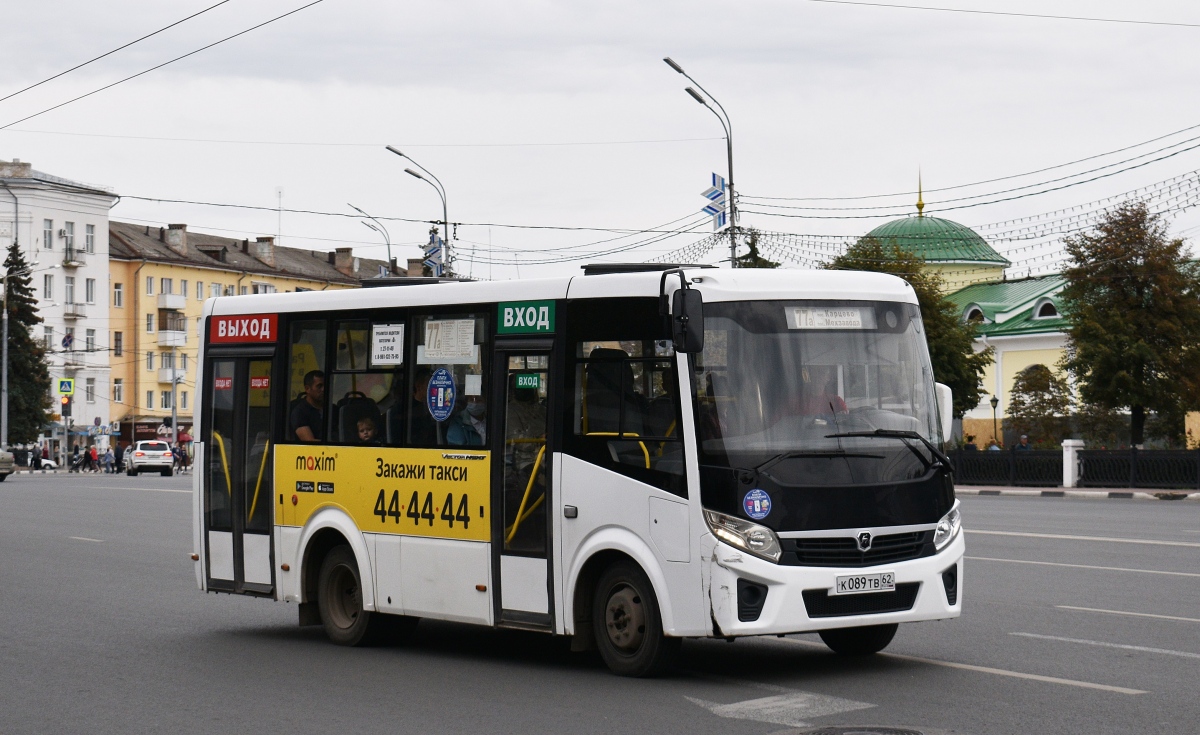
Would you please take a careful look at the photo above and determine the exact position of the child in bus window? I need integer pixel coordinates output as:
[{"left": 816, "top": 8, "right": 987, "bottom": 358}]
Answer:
[{"left": 357, "top": 416, "right": 380, "bottom": 445}]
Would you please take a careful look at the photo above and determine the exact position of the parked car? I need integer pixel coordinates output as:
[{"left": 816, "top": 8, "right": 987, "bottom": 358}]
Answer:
[
  {"left": 0, "top": 449, "right": 13, "bottom": 481},
  {"left": 36, "top": 458, "right": 58, "bottom": 470},
  {"left": 126, "top": 441, "right": 175, "bottom": 477}
]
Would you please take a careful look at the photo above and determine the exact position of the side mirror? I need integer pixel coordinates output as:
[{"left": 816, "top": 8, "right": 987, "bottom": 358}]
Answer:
[
  {"left": 934, "top": 382, "right": 953, "bottom": 444},
  {"left": 672, "top": 288, "right": 704, "bottom": 353}
]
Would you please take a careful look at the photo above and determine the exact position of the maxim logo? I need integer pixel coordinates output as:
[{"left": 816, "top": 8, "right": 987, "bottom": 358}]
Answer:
[{"left": 296, "top": 454, "right": 336, "bottom": 472}]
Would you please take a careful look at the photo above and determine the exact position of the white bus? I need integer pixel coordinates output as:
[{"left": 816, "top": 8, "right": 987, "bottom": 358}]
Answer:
[{"left": 192, "top": 264, "right": 963, "bottom": 676}]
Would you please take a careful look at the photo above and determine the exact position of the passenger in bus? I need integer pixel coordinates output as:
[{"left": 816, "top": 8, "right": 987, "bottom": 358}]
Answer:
[
  {"left": 356, "top": 416, "right": 380, "bottom": 445},
  {"left": 447, "top": 395, "right": 487, "bottom": 446},
  {"left": 289, "top": 370, "right": 326, "bottom": 442},
  {"left": 409, "top": 366, "right": 438, "bottom": 445}
]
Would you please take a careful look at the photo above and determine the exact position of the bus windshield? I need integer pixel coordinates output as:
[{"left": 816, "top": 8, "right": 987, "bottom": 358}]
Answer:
[{"left": 692, "top": 300, "right": 941, "bottom": 487}]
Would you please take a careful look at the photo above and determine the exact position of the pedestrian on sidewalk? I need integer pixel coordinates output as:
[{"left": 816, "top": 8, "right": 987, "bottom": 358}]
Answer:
[
  {"left": 102, "top": 447, "right": 115, "bottom": 473},
  {"left": 88, "top": 444, "right": 100, "bottom": 472},
  {"left": 1016, "top": 434, "right": 1032, "bottom": 451},
  {"left": 113, "top": 442, "right": 125, "bottom": 473}
]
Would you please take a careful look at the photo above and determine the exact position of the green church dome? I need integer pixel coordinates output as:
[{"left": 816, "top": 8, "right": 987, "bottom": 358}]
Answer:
[{"left": 863, "top": 215, "right": 1010, "bottom": 267}]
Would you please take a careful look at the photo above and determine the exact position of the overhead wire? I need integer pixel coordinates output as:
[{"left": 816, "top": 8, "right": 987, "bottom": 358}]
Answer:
[{"left": 803, "top": 0, "right": 1200, "bottom": 30}]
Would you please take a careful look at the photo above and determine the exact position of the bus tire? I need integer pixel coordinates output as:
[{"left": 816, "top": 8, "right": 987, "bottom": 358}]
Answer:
[
  {"left": 317, "top": 545, "right": 386, "bottom": 646},
  {"left": 592, "top": 561, "right": 678, "bottom": 677},
  {"left": 818, "top": 623, "right": 898, "bottom": 656}
]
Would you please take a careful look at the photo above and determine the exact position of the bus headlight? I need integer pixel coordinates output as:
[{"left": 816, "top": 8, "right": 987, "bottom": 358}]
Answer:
[
  {"left": 933, "top": 504, "right": 962, "bottom": 551},
  {"left": 704, "top": 509, "right": 781, "bottom": 563}
]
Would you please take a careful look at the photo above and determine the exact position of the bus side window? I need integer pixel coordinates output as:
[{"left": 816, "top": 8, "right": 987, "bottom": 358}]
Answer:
[
  {"left": 327, "top": 320, "right": 408, "bottom": 447},
  {"left": 287, "top": 320, "right": 327, "bottom": 443},
  {"left": 411, "top": 314, "right": 488, "bottom": 447}
]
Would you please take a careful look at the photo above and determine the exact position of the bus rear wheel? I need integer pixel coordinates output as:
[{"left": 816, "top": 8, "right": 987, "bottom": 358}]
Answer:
[
  {"left": 818, "top": 623, "right": 898, "bottom": 656},
  {"left": 317, "top": 545, "right": 387, "bottom": 646},
  {"left": 592, "top": 561, "right": 678, "bottom": 677}
]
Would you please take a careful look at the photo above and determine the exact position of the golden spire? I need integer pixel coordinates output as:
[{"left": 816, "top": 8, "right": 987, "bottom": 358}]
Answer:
[{"left": 916, "top": 170, "right": 925, "bottom": 217}]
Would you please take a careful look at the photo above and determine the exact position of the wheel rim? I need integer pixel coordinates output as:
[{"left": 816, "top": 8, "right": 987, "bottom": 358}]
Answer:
[
  {"left": 325, "top": 563, "right": 361, "bottom": 630},
  {"left": 604, "top": 584, "right": 646, "bottom": 653}
]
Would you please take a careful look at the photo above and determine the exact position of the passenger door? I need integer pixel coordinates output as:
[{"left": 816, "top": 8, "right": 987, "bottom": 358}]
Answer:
[
  {"left": 204, "top": 354, "right": 275, "bottom": 595},
  {"left": 492, "top": 346, "right": 553, "bottom": 628}
]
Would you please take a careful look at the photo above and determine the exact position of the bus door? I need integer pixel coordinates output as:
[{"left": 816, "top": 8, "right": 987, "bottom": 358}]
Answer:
[
  {"left": 204, "top": 353, "right": 275, "bottom": 595},
  {"left": 493, "top": 345, "right": 554, "bottom": 628}
]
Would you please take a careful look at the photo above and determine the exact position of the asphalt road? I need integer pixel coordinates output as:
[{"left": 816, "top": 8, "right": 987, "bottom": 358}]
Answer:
[{"left": 2, "top": 471, "right": 1198, "bottom": 735}]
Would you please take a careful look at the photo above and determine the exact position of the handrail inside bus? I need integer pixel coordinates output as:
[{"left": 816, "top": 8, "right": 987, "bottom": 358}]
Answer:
[
  {"left": 585, "top": 432, "right": 651, "bottom": 469},
  {"left": 212, "top": 430, "right": 232, "bottom": 497},
  {"left": 657, "top": 420, "right": 677, "bottom": 457},
  {"left": 247, "top": 440, "right": 270, "bottom": 523},
  {"left": 505, "top": 444, "right": 546, "bottom": 545}
]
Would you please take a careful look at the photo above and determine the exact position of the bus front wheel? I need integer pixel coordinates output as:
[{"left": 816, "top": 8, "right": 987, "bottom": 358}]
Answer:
[
  {"left": 317, "top": 545, "right": 387, "bottom": 646},
  {"left": 592, "top": 561, "right": 678, "bottom": 677},
  {"left": 818, "top": 623, "right": 898, "bottom": 656}
]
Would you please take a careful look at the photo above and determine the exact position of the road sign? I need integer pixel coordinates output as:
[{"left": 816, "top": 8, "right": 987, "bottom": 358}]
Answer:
[
  {"left": 57, "top": 378, "right": 75, "bottom": 396},
  {"left": 61, "top": 334, "right": 73, "bottom": 350},
  {"left": 700, "top": 172, "right": 729, "bottom": 232}
]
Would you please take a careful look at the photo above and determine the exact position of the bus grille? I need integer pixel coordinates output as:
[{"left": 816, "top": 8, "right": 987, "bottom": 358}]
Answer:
[
  {"left": 802, "top": 583, "right": 921, "bottom": 618},
  {"left": 780, "top": 531, "right": 932, "bottom": 567}
]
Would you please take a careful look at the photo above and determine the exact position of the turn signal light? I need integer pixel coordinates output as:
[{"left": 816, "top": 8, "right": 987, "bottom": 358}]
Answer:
[
  {"left": 280, "top": 564, "right": 290, "bottom": 572},
  {"left": 190, "top": 553, "right": 199, "bottom": 561},
  {"left": 475, "top": 584, "right": 487, "bottom": 592}
]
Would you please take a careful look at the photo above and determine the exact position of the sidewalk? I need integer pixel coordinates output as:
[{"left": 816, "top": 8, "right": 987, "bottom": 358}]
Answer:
[{"left": 958, "top": 485, "right": 1200, "bottom": 500}]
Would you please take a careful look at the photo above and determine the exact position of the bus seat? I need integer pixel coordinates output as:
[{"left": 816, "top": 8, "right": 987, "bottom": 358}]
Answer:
[
  {"left": 334, "top": 392, "right": 381, "bottom": 443},
  {"left": 584, "top": 349, "right": 649, "bottom": 467}
]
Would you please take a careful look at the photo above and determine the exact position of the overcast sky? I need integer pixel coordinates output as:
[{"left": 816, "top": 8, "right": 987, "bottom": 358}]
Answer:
[{"left": 2, "top": 0, "right": 1198, "bottom": 279}]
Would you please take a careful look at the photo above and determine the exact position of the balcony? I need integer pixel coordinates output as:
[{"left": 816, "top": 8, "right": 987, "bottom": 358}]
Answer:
[
  {"left": 158, "top": 368, "right": 187, "bottom": 384},
  {"left": 157, "top": 293, "right": 187, "bottom": 310},
  {"left": 157, "top": 330, "right": 187, "bottom": 347},
  {"left": 63, "top": 302, "right": 86, "bottom": 320},
  {"left": 62, "top": 249, "right": 86, "bottom": 267},
  {"left": 62, "top": 353, "right": 84, "bottom": 370}
]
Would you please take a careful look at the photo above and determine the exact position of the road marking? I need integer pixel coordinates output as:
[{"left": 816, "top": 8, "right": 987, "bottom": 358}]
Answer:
[
  {"left": 69, "top": 536, "right": 104, "bottom": 543},
  {"left": 1057, "top": 605, "right": 1200, "bottom": 624},
  {"left": 85, "top": 485, "right": 190, "bottom": 494},
  {"left": 968, "top": 555, "right": 1200, "bottom": 578},
  {"left": 967, "top": 529, "right": 1200, "bottom": 548},
  {"left": 777, "top": 638, "right": 1146, "bottom": 695},
  {"left": 685, "top": 691, "right": 873, "bottom": 727},
  {"left": 1012, "top": 632, "right": 1200, "bottom": 661}
]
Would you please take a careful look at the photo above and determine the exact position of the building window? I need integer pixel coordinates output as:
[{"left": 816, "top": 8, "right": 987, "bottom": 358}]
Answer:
[
  {"left": 224, "top": 285, "right": 235, "bottom": 297},
  {"left": 147, "top": 391, "right": 154, "bottom": 410},
  {"left": 180, "top": 353, "right": 189, "bottom": 371},
  {"left": 85, "top": 224, "right": 95, "bottom": 253},
  {"left": 180, "top": 280, "right": 188, "bottom": 299},
  {"left": 42, "top": 219, "right": 53, "bottom": 250},
  {"left": 85, "top": 278, "right": 96, "bottom": 304},
  {"left": 85, "top": 329, "right": 96, "bottom": 352},
  {"left": 64, "top": 222, "right": 74, "bottom": 250},
  {"left": 1036, "top": 301, "right": 1059, "bottom": 319},
  {"left": 160, "top": 278, "right": 173, "bottom": 295},
  {"left": 161, "top": 351, "right": 175, "bottom": 370},
  {"left": 251, "top": 282, "right": 276, "bottom": 294},
  {"left": 196, "top": 281, "right": 204, "bottom": 300},
  {"left": 113, "top": 331, "right": 123, "bottom": 357},
  {"left": 146, "top": 276, "right": 153, "bottom": 295},
  {"left": 113, "top": 282, "right": 123, "bottom": 307},
  {"left": 161, "top": 391, "right": 172, "bottom": 409},
  {"left": 85, "top": 378, "right": 96, "bottom": 403},
  {"left": 180, "top": 391, "right": 188, "bottom": 410},
  {"left": 210, "top": 283, "right": 221, "bottom": 299},
  {"left": 146, "top": 352, "right": 154, "bottom": 371},
  {"left": 43, "top": 274, "right": 53, "bottom": 299},
  {"left": 43, "top": 326, "right": 53, "bottom": 348},
  {"left": 64, "top": 276, "right": 75, "bottom": 304},
  {"left": 146, "top": 314, "right": 155, "bottom": 333},
  {"left": 113, "top": 379, "right": 123, "bottom": 405},
  {"left": 239, "top": 286, "right": 248, "bottom": 296}
]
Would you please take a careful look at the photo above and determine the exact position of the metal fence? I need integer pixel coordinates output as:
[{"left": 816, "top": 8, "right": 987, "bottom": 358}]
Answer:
[
  {"left": 1078, "top": 449, "right": 1200, "bottom": 489},
  {"left": 950, "top": 449, "right": 1062, "bottom": 487}
]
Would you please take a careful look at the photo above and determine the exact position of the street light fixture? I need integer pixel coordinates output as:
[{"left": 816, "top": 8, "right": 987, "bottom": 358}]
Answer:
[
  {"left": 663, "top": 57, "right": 737, "bottom": 265},
  {"left": 385, "top": 146, "right": 450, "bottom": 273},
  {"left": 990, "top": 395, "right": 1000, "bottom": 447},
  {"left": 348, "top": 203, "right": 393, "bottom": 272}
]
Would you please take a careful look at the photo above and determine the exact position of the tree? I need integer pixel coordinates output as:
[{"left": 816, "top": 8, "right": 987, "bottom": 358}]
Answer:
[
  {"left": 3, "top": 242, "right": 52, "bottom": 444},
  {"left": 1059, "top": 202, "right": 1200, "bottom": 445},
  {"left": 733, "top": 228, "right": 779, "bottom": 269},
  {"left": 1006, "top": 364, "right": 1072, "bottom": 445},
  {"left": 826, "top": 237, "right": 993, "bottom": 417}
]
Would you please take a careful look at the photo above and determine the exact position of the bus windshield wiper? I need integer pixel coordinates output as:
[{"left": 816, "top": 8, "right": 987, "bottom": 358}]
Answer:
[{"left": 824, "top": 429, "right": 953, "bottom": 474}]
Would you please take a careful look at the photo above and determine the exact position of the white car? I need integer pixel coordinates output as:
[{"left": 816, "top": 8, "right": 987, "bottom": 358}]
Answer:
[
  {"left": 126, "top": 441, "right": 175, "bottom": 476},
  {"left": 0, "top": 449, "right": 12, "bottom": 481}
]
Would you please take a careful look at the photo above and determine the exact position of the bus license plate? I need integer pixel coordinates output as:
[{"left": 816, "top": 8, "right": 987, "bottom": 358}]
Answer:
[{"left": 833, "top": 572, "right": 895, "bottom": 595}]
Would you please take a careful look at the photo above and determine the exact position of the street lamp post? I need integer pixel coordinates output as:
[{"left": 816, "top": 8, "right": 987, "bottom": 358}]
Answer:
[
  {"left": 348, "top": 203, "right": 393, "bottom": 272},
  {"left": 663, "top": 57, "right": 737, "bottom": 265},
  {"left": 384, "top": 146, "right": 450, "bottom": 273},
  {"left": 2, "top": 264, "right": 34, "bottom": 450},
  {"left": 990, "top": 395, "right": 1000, "bottom": 447}
]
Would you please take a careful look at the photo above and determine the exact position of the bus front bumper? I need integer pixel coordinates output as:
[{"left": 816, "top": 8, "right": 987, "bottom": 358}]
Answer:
[{"left": 701, "top": 529, "right": 964, "bottom": 637}]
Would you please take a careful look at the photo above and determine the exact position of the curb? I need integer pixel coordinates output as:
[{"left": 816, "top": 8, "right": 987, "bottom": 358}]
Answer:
[{"left": 958, "top": 487, "right": 1200, "bottom": 501}]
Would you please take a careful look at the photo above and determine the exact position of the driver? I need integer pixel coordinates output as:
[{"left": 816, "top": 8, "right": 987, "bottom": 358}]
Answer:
[{"left": 797, "top": 366, "right": 848, "bottom": 416}]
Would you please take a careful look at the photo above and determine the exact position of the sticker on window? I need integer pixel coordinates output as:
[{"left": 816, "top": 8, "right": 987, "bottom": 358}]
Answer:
[
  {"left": 743, "top": 488, "right": 772, "bottom": 520},
  {"left": 427, "top": 367, "right": 457, "bottom": 422}
]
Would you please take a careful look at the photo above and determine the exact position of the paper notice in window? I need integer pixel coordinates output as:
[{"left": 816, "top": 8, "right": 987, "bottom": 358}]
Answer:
[
  {"left": 424, "top": 319, "right": 477, "bottom": 361},
  {"left": 787, "top": 307, "right": 876, "bottom": 330},
  {"left": 371, "top": 324, "right": 404, "bottom": 366}
]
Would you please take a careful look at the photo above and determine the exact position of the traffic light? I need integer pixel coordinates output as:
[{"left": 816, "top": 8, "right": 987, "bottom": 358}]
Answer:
[{"left": 61, "top": 395, "right": 71, "bottom": 418}]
